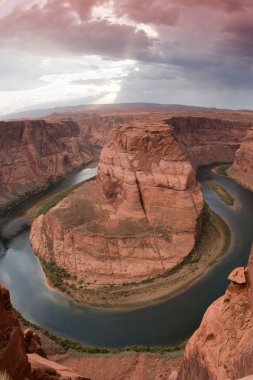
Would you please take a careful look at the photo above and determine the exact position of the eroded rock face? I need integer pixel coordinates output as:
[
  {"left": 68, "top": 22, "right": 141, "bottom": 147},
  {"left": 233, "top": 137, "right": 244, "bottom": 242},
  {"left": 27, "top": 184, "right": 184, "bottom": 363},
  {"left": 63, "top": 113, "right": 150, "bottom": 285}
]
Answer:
[
  {"left": 0, "top": 119, "right": 93, "bottom": 209},
  {"left": 0, "top": 284, "right": 88, "bottom": 380},
  {"left": 0, "top": 284, "right": 32, "bottom": 380},
  {"left": 30, "top": 116, "right": 203, "bottom": 287},
  {"left": 233, "top": 128, "right": 253, "bottom": 174},
  {"left": 228, "top": 127, "right": 253, "bottom": 190},
  {"left": 169, "top": 117, "right": 249, "bottom": 166},
  {"left": 178, "top": 246, "right": 253, "bottom": 380}
]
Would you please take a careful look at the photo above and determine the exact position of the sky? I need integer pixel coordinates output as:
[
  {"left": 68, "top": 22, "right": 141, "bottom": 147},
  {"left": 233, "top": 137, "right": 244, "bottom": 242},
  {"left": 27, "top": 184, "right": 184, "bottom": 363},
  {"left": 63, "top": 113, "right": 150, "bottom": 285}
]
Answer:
[{"left": 0, "top": 0, "right": 253, "bottom": 115}]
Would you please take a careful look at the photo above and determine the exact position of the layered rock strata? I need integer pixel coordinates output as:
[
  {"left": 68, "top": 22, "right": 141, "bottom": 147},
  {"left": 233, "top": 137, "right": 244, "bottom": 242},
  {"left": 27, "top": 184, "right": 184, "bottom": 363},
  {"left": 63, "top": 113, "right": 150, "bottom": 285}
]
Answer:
[
  {"left": 0, "top": 284, "right": 88, "bottom": 380},
  {"left": 0, "top": 119, "right": 93, "bottom": 209},
  {"left": 228, "top": 127, "right": 253, "bottom": 190},
  {"left": 178, "top": 246, "right": 253, "bottom": 380},
  {"left": 169, "top": 117, "right": 249, "bottom": 166},
  {"left": 30, "top": 116, "right": 203, "bottom": 287}
]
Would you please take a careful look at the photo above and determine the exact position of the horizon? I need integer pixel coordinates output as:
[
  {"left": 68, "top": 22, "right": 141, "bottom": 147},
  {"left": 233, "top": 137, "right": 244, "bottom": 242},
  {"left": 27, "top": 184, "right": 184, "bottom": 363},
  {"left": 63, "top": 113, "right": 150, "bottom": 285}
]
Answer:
[{"left": 1, "top": 0, "right": 253, "bottom": 115}]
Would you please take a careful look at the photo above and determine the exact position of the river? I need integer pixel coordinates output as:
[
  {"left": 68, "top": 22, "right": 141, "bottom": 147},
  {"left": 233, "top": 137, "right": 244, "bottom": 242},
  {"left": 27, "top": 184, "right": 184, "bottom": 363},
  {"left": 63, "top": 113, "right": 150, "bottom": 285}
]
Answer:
[{"left": 0, "top": 166, "right": 252, "bottom": 348}]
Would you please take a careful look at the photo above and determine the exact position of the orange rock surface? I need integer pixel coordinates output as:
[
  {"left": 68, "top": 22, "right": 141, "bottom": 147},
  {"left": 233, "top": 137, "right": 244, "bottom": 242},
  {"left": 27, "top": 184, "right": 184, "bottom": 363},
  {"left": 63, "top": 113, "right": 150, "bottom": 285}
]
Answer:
[
  {"left": 228, "top": 127, "right": 253, "bottom": 191},
  {"left": 0, "top": 119, "right": 93, "bottom": 209},
  {"left": 30, "top": 115, "right": 204, "bottom": 288},
  {"left": 177, "top": 246, "right": 253, "bottom": 380},
  {"left": 0, "top": 283, "right": 88, "bottom": 380},
  {"left": 0, "top": 285, "right": 31, "bottom": 380},
  {"left": 169, "top": 116, "right": 249, "bottom": 166}
]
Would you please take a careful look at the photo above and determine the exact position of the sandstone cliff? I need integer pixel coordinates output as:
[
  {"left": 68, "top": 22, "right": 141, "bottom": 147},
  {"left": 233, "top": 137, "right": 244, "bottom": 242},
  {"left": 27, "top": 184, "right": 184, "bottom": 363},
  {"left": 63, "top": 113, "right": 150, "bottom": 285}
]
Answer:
[
  {"left": 169, "top": 117, "right": 249, "bottom": 166},
  {"left": 0, "top": 284, "right": 88, "bottom": 380},
  {"left": 177, "top": 246, "right": 253, "bottom": 380},
  {"left": 72, "top": 114, "right": 133, "bottom": 147},
  {"left": 30, "top": 116, "right": 203, "bottom": 289},
  {"left": 228, "top": 127, "right": 253, "bottom": 191},
  {"left": 0, "top": 119, "right": 93, "bottom": 210}
]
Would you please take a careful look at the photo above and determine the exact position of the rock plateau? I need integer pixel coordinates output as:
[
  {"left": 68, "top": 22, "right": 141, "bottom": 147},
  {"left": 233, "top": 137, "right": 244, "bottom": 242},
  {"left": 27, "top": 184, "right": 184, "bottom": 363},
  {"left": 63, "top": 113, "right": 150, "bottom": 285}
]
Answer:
[{"left": 30, "top": 115, "right": 204, "bottom": 288}]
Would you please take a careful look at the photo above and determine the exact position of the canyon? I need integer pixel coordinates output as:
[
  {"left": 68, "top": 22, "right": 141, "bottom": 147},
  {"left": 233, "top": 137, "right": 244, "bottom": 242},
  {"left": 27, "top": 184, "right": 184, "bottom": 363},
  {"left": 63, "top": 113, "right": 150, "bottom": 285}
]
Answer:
[
  {"left": 30, "top": 115, "right": 204, "bottom": 291},
  {"left": 0, "top": 119, "right": 93, "bottom": 212},
  {"left": 1, "top": 107, "right": 253, "bottom": 379}
]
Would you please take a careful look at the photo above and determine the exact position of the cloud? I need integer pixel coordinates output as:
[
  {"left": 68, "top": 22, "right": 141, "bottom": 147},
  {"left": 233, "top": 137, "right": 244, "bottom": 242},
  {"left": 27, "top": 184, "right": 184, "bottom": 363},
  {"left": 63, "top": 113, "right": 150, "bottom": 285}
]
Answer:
[
  {"left": 221, "top": 13, "right": 253, "bottom": 58},
  {"left": 114, "top": 0, "right": 180, "bottom": 26},
  {"left": 0, "top": 1, "right": 154, "bottom": 59}
]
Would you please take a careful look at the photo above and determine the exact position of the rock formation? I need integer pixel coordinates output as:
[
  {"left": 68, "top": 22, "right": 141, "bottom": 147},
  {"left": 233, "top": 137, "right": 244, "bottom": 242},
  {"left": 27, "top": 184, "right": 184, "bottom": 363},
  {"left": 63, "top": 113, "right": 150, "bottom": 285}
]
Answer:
[
  {"left": 228, "top": 127, "right": 253, "bottom": 190},
  {"left": 0, "top": 285, "right": 31, "bottom": 380},
  {"left": 30, "top": 116, "right": 203, "bottom": 288},
  {"left": 177, "top": 246, "right": 253, "bottom": 380},
  {"left": 0, "top": 119, "right": 93, "bottom": 210},
  {"left": 169, "top": 117, "right": 249, "bottom": 166},
  {"left": 0, "top": 284, "right": 88, "bottom": 380},
  {"left": 71, "top": 114, "right": 133, "bottom": 147}
]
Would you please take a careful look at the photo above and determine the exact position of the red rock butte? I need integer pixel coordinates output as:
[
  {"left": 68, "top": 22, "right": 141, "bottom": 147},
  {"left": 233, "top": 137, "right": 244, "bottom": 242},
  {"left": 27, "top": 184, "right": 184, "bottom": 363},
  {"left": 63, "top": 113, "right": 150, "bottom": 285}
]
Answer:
[{"left": 30, "top": 115, "right": 204, "bottom": 288}]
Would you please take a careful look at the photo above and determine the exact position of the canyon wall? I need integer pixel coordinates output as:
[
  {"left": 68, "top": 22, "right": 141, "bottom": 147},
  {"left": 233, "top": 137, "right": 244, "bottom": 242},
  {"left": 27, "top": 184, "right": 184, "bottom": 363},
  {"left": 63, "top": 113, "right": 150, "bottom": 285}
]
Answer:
[
  {"left": 169, "top": 117, "right": 249, "bottom": 166},
  {"left": 177, "top": 246, "right": 253, "bottom": 380},
  {"left": 0, "top": 119, "right": 93, "bottom": 210},
  {"left": 71, "top": 114, "right": 133, "bottom": 147},
  {"left": 45, "top": 112, "right": 134, "bottom": 147},
  {"left": 228, "top": 127, "right": 253, "bottom": 190},
  {"left": 30, "top": 116, "right": 203, "bottom": 288},
  {"left": 0, "top": 284, "right": 88, "bottom": 380}
]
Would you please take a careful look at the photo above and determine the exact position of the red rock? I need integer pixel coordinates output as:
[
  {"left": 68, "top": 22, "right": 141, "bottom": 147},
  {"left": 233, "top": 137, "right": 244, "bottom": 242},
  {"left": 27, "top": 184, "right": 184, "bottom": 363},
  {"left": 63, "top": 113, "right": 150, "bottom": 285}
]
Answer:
[
  {"left": 29, "top": 354, "right": 90, "bottom": 380},
  {"left": 0, "top": 285, "right": 32, "bottom": 380},
  {"left": 30, "top": 115, "right": 204, "bottom": 288},
  {"left": 0, "top": 119, "right": 93, "bottom": 209},
  {"left": 228, "top": 267, "right": 246, "bottom": 284},
  {"left": 0, "top": 283, "right": 88, "bottom": 380},
  {"left": 169, "top": 116, "right": 249, "bottom": 166},
  {"left": 24, "top": 328, "right": 47, "bottom": 358},
  {"left": 228, "top": 127, "right": 253, "bottom": 191},
  {"left": 178, "top": 246, "right": 253, "bottom": 380}
]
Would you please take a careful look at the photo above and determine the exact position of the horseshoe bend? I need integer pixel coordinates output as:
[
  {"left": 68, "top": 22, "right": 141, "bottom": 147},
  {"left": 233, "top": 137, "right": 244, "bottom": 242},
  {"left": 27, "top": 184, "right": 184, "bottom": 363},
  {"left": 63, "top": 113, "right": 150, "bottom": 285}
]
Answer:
[{"left": 29, "top": 113, "right": 245, "bottom": 307}]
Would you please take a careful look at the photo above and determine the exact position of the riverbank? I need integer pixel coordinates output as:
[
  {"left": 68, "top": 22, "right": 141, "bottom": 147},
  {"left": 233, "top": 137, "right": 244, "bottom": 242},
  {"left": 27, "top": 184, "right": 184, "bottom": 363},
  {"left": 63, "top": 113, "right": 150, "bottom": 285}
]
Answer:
[
  {"left": 0, "top": 161, "right": 98, "bottom": 242},
  {"left": 227, "top": 167, "right": 253, "bottom": 192},
  {"left": 0, "top": 159, "right": 98, "bottom": 220},
  {"left": 214, "top": 163, "right": 253, "bottom": 192},
  {"left": 41, "top": 205, "right": 231, "bottom": 309}
]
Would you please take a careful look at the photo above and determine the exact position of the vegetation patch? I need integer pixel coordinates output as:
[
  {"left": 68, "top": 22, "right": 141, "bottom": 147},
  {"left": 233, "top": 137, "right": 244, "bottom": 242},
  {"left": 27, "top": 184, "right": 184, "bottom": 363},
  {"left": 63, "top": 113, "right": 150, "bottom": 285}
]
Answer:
[
  {"left": 215, "top": 163, "right": 231, "bottom": 177},
  {"left": 40, "top": 259, "right": 78, "bottom": 296},
  {"left": 14, "top": 308, "right": 186, "bottom": 355}
]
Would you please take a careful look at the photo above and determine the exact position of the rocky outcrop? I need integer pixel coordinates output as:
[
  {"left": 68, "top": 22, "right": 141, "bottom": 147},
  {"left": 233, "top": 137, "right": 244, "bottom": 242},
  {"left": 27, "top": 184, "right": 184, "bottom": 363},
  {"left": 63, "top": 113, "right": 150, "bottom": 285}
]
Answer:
[
  {"left": 0, "top": 285, "right": 31, "bottom": 380},
  {"left": 29, "top": 354, "right": 89, "bottom": 380},
  {"left": 228, "top": 127, "right": 253, "bottom": 191},
  {"left": 169, "top": 117, "right": 249, "bottom": 166},
  {"left": 177, "top": 246, "right": 253, "bottom": 380},
  {"left": 0, "top": 284, "right": 88, "bottom": 380},
  {"left": 30, "top": 115, "right": 203, "bottom": 288},
  {"left": 0, "top": 119, "right": 93, "bottom": 210}
]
